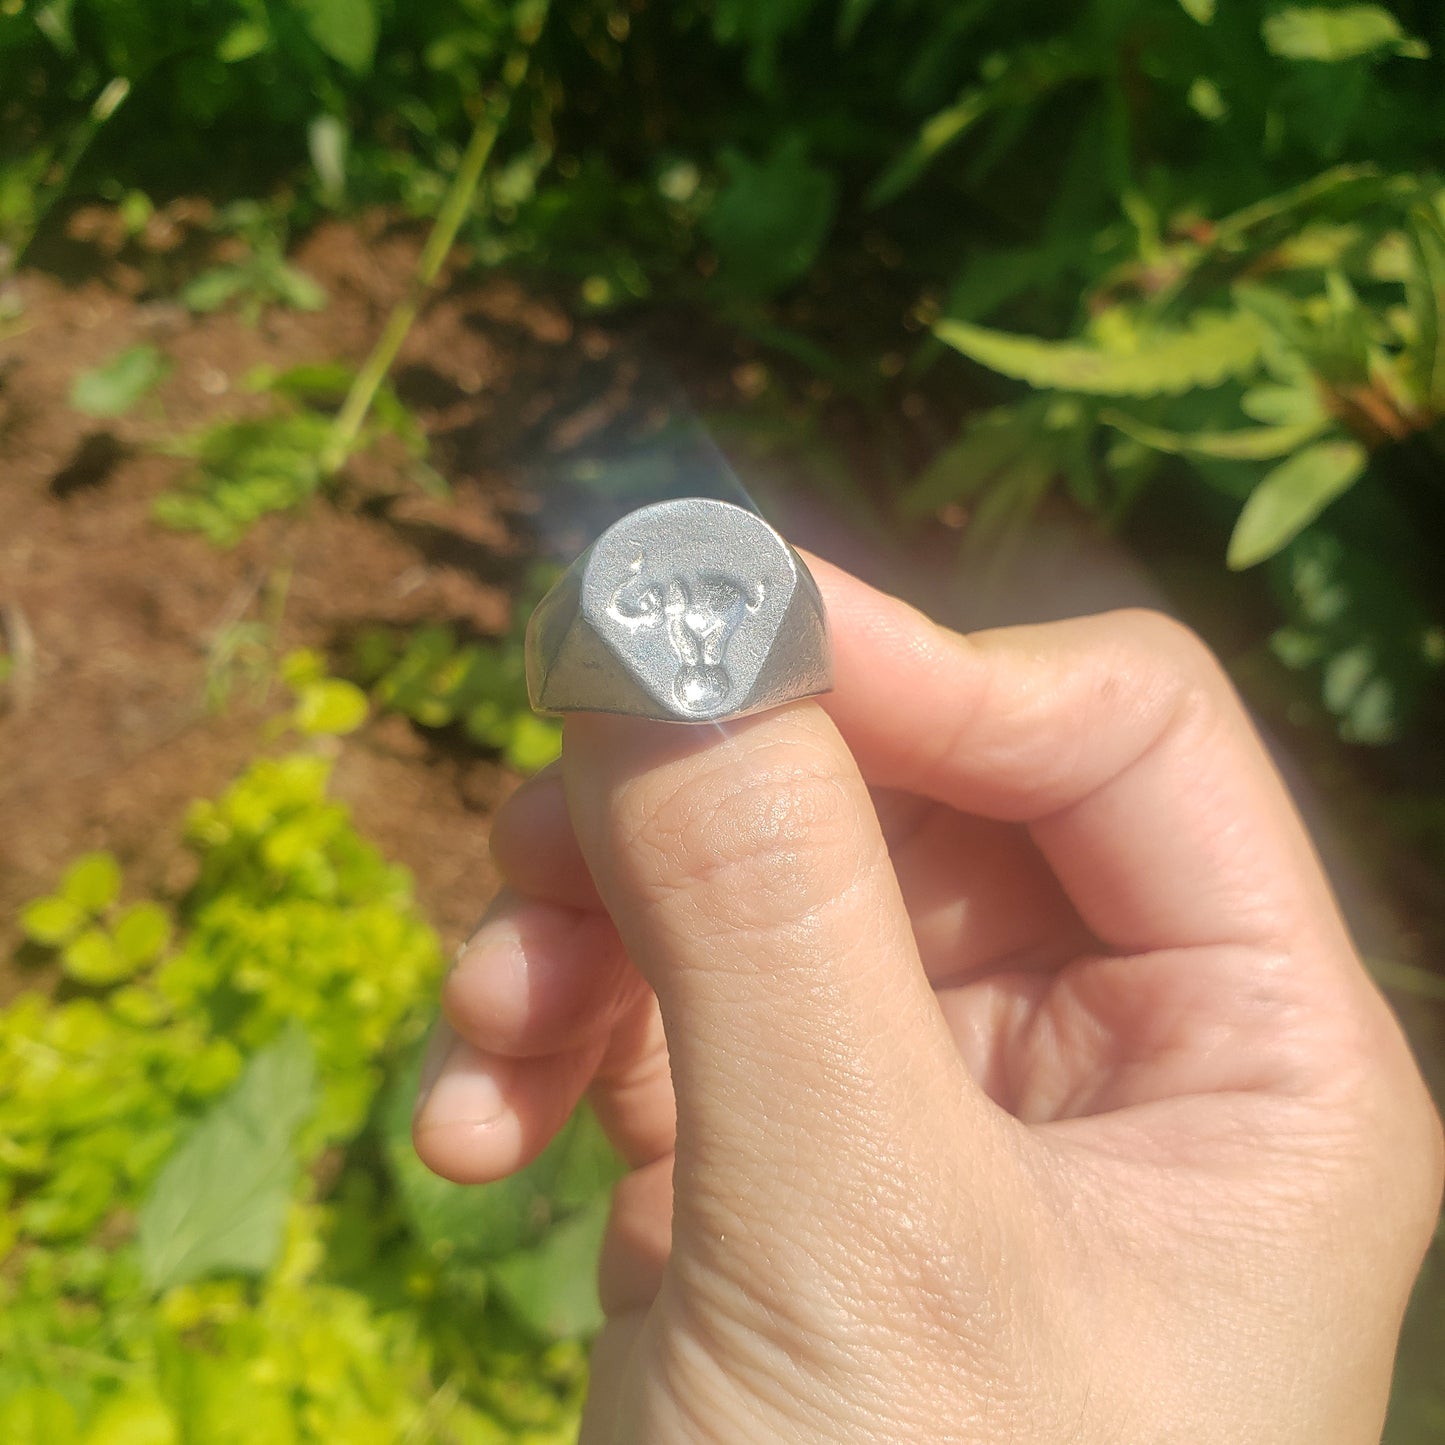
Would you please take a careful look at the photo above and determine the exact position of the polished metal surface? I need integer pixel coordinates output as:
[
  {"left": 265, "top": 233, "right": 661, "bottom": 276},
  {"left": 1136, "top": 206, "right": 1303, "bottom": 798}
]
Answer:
[{"left": 526, "top": 498, "right": 832, "bottom": 723}]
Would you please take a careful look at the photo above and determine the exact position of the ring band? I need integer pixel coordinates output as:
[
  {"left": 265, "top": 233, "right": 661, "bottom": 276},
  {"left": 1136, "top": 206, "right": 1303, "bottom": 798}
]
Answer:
[{"left": 525, "top": 498, "right": 832, "bottom": 724}]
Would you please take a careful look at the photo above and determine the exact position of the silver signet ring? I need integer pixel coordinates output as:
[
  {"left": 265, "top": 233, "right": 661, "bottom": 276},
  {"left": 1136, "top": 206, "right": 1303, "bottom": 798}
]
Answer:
[{"left": 525, "top": 498, "right": 832, "bottom": 724}]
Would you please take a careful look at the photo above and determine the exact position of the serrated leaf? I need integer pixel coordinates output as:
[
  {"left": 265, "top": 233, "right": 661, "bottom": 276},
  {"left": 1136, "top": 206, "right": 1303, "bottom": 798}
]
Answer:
[
  {"left": 62, "top": 850, "right": 122, "bottom": 910},
  {"left": 1227, "top": 440, "right": 1368, "bottom": 569},
  {"left": 295, "top": 678, "right": 369, "bottom": 735},
  {"left": 294, "top": 0, "right": 378, "bottom": 73},
  {"left": 936, "top": 312, "right": 1265, "bottom": 397},
  {"left": 1262, "top": 5, "right": 1429, "bottom": 62},
  {"left": 137, "top": 1023, "right": 316, "bottom": 1291},
  {"left": 1101, "top": 410, "right": 1329, "bottom": 460},
  {"left": 113, "top": 901, "right": 171, "bottom": 967},
  {"left": 69, "top": 345, "right": 170, "bottom": 418},
  {"left": 62, "top": 927, "right": 133, "bottom": 985},
  {"left": 20, "top": 895, "right": 85, "bottom": 946}
]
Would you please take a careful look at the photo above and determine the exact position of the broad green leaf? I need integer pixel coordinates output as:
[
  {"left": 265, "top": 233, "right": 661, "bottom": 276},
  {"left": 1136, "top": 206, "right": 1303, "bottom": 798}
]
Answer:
[
  {"left": 1101, "top": 410, "right": 1329, "bottom": 460},
  {"left": 20, "top": 894, "right": 85, "bottom": 945},
  {"left": 113, "top": 901, "right": 172, "bottom": 967},
  {"left": 383, "top": 1042, "right": 622, "bottom": 1263},
  {"left": 935, "top": 312, "right": 1265, "bottom": 397},
  {"left": 294, "top": 0, "right": 379, "bottom": 74},
  {"left": 488, "top": 1196, "right": 610, "bottom": 1339},
  {"left": 62, "top": 850, "right": 122, "bottom": 911},
  {"left": 1262, "top": 6, "right": 1429, "bottom": 62},
  {"left": 137, "top": 1023, "right": 316, "bottom": 1291},
  {"left": 1227, "top": 440, "right": 1368, "bottom": 569},
  {"left": 1179, "top": 0, "right": 1215, "bottom": 22},
  {"left": 702, "top": 134, "right": 837, "bottom": 297},
  {"left": 69, "top": 344, "right": 170, "bottom": 417},
  {"left": 294, "top": 678, "right": 369, "bottom": 735},
  {"left": 62, "top": 926, "right": 132, "bottom": 985}
]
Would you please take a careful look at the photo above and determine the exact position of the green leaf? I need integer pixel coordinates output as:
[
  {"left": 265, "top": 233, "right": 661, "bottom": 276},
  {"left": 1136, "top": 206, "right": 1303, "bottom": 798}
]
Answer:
[
  {"left": 69, "top": 344, "right": 170, "bottom": 417},
  {"left": 294, "top": 0, "right": 379, "bottom": 74},
  {"left": 62, "top": 926, "right": 132, "bottom": 985},
  {"left": 180, "top": 267, "right": 248, "bottom": 314},
  {"left": 20, "top": 895, "right": 85, "bottom": 946},
  {"left": 1227, "top": 441, "right": 1368, "bottom": 569},
  {"left": 294, "top": 678, "right": 369, "bottom": 735},
  {"left": 308, "top": 113, "right": 349, "bottom": 205},
  {"left": 503, "top": 714, "right": 563, "bottom": 774},
  {"left": 1241, "top": 383, "right": 1329, "bottom": 426},
  {"left": 79, "top": 1387, "right": 176, "bottom": 1445},
  {"left": 216, "top": 20, "right": 270, "bottom": 63},
  {"left": 869, "top": 91, "right": 990, "bottom": 206},
  {"left": 488, "top": 1196, "right": 610, "bottom": 1339},
  {"left": 702, "top": 134, "right": 837, "bottom": 298},
  {"left": 1262, "top": 6, "right": 1429, "bottom": 62},
  {"left": 935, "top": 312, "right": 1265, "bottom": 397},
  {"left": 62, "top": 850, "right": 122, "bottom": 910},
  {"left": 1178, "top": 0, "right": 1215, "bottom": 22},
  {"left": 113, "top": 901, "right": 172, "bottom": 967},
  {"left": 1101, "top": 410, "right": 1330, "bottom": 460},
  {"left": 1405, "top": 207, "right": 1445, "bottom": 410},
  {"left": 137, "top": 1023, "right": 317, "bottom": 1291},
  {"left": 0, "top": 1387, "right": 78, "bottom": 1445},
  {"left": 383, "top": 1043, "right": 622, "bottom": 1263}
]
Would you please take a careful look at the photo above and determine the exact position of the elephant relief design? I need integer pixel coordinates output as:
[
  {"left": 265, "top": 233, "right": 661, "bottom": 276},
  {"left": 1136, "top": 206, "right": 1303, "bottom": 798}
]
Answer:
[{"left": 608, "top": 555, "right": 765, "bottom": 712}]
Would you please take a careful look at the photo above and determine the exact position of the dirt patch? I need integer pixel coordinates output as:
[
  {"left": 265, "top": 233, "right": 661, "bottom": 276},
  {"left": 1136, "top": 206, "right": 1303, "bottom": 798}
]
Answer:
[{"left": 0, "top": 210, "right": 655, "bottom": 973}]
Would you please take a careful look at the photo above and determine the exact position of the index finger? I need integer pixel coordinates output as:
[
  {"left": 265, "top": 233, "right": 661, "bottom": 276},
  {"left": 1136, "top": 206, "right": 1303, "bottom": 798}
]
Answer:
[{"left": 806, "top": 554, "right": 1346, "bottom": 960}]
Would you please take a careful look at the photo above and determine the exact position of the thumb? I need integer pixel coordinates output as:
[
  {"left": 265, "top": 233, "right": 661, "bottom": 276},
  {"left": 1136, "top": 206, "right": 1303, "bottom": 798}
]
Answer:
[{"left": 562, "top": 702, "right": 979, "bottom": 1247}]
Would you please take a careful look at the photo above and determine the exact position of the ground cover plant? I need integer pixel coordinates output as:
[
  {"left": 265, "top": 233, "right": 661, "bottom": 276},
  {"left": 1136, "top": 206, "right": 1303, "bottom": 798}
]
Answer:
[{"left": 3, "top": 0, "right": 1444, "bottom": 1439}]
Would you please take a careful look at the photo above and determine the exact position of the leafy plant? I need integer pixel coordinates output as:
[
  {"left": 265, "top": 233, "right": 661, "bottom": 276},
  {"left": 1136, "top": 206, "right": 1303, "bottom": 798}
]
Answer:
[
  {"left": 68, "top": 343, "right": 171, "bottom": 418},
  {"left": 350, "top": 567, "right": 563, "bottom": 773},
  {"left": 153, "top": 362, "right": 441, "bottom": 546},
  {"left": 2, "top": 733, "right": 609, "bottom": 1438}
]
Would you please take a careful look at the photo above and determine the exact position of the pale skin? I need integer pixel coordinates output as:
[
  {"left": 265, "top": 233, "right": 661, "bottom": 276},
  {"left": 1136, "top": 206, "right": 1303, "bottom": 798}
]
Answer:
[{"left": 413, "top": 555, "right": 1444, "bottom": 1444}]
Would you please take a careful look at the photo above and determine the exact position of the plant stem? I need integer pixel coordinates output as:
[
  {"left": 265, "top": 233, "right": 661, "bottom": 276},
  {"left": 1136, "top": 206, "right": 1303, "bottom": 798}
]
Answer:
[{"left": 320, "top": 42, "right": 539, "bottom": 479}]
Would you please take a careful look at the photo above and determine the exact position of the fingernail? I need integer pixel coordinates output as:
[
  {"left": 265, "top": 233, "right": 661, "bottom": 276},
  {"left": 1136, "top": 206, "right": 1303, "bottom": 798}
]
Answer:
[
  {"left": 419, "top": 1063, "right": 508, "bottom": 1127},
  {"left": 414, "top": 1022, "right": 454, "bottom": 1120},
  {"left": 414, "top": 1032, "right": 508, "bottom": 1130}
]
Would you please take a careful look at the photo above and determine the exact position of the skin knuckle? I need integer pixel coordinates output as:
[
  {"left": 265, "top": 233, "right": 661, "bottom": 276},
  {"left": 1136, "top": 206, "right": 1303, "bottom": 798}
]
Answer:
[{"left": 621, "top": 741, "right": 864, "bottom": 926}]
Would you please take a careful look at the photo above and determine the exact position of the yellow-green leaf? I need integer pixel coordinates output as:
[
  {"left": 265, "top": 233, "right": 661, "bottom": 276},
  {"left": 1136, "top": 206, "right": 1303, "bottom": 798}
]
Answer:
[
  {"left": 114, "top": 901, "right": 172, "bottom": 967},
  {"left": 61, "top": 850, "right": 122, "bottom": 911},
  {"left": 80, "top": 1388, "right": 177, "bottom": 1445},
  {"left": 295, "top": 678, "right": 369, "bottom": 735},
  {"left": 20, "top": 895, "right": 85, "bottom": 946},
  {"left": 936, "top": 312, "right": 1265, "bottom": 397},
  {"left": 62, "top": 927, "right": 134, "bottom": 985},
  {"left": 1262, "top": 5, "right": 1429, "bottom": 62},
  {"left": 1101, "top": 410, "right": 1330, "bottom": 460},
  {"left": 1227, "top": 441, "right": 1368, "bottom": 570},
  {"left": 1179, "top": 0, "right": 1215, "bottom": 22}
]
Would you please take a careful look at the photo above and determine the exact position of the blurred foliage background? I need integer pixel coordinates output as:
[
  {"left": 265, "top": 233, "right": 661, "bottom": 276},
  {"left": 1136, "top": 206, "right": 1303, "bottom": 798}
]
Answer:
[{"left": 2, "top": 0, "right": 1444, "bottom": 1440}]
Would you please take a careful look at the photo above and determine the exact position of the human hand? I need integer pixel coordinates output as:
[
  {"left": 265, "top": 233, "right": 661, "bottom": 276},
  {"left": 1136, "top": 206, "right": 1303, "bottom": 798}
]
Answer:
[{"left": 414, "top": 556, "right": 1443, "bottom": 1444}]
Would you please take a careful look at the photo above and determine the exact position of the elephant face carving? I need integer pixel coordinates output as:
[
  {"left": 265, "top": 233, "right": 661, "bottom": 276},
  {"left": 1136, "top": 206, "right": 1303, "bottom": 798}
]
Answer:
[{"left": 608, "top": 556, "right": 764, "bottom": 713}]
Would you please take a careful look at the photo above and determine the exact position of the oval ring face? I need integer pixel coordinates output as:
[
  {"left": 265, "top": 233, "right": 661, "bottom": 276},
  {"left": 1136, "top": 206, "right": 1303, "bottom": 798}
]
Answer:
[{"left": 526, "top": 498, "right": 832, "bottom": 724}]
